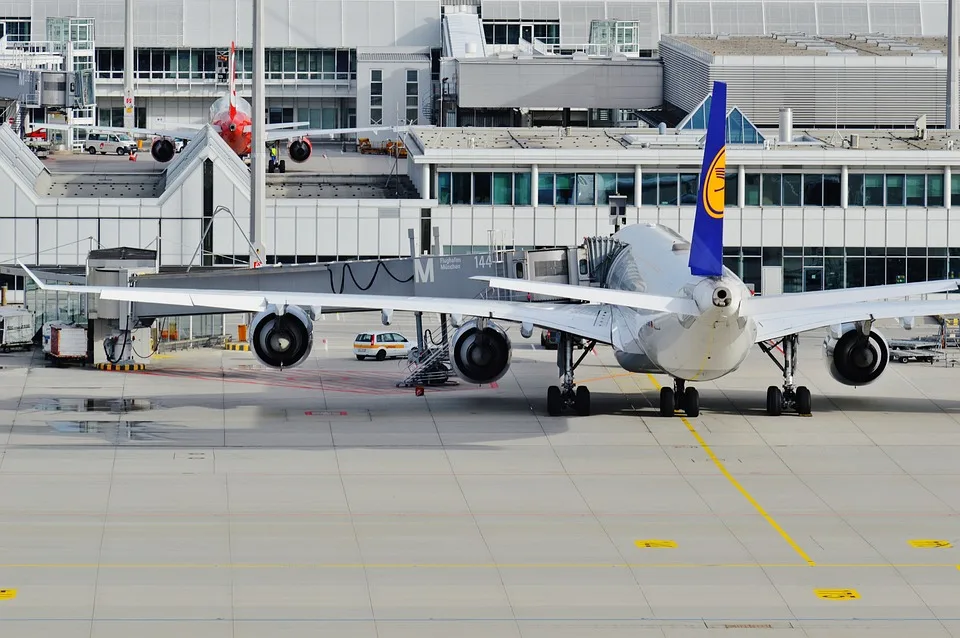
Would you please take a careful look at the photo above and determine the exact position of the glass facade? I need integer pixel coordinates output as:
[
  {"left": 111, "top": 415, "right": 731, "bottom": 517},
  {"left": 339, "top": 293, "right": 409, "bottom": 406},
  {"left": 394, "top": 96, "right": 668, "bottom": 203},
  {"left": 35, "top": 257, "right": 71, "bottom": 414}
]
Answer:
[
  {"left": 438, "top": 171, "right": 635, "bottom": 206},
  {"left": 678, "top": 97, "right": 766, "bottom": 145},
  {"left": 96, "top": 48, "right": 358, "bottom": 82}
]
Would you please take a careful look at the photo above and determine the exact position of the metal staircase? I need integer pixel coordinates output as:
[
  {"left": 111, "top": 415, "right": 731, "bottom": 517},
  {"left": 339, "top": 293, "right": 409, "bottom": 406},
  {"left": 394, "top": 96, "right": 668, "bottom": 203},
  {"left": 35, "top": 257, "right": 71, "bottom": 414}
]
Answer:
[{"left": 396, "top": 324, "right": 457, "bottom": 388}]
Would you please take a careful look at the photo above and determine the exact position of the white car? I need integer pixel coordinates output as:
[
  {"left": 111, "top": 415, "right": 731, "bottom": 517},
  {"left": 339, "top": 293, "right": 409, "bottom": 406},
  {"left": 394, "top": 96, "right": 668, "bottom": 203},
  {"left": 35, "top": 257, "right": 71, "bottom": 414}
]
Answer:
[{"left": 353, "top": 331, "right": 413, "bottom": 361}]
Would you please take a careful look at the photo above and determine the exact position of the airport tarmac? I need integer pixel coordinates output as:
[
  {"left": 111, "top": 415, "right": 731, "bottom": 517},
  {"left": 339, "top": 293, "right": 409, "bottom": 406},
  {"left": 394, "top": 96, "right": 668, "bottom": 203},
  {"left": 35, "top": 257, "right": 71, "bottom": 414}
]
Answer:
[{"left": 1, "top": 312, "right": 960, "bottom": 637}]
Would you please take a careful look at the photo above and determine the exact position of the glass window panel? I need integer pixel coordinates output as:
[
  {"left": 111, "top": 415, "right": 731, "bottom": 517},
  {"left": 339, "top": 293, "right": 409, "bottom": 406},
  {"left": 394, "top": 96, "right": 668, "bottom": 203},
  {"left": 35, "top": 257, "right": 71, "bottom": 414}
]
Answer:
[
  {"left": 907, "top": 258, "right": 927, "bottom": 282},
  {"left": 616, "top": 173, "right": 635, "bottom": 205},
  {"left": 864, "top": 174, "right": 884, "bottom": 206},
  {"left": 848, "top": 173, "right": 864, "bottom": 206},
  {"left": 762, "top": 247, "right": 782, "bottom": 266},
  {"left": 576, "top": 174, "right": 595, "bottom": 205},
  {"left": 658, "top": 173, "right": 677, "bottom": 205},
  {"left": 761, "top": 174, "right": 781, "bottom": 205},
  {"left": 597, "top": 173, "right": 618, "bottom": 204},
  {"left": 640, "top": 174, "right": 658, "bottom": 205},
  {"left": 783, "top": 257, "right": 803, "bottom": 293},
  {"left": 927, "top": 174, "right": 944, "bottom": 207},
  {"left": 905, "top": 174, "right": 925, "bottom": 206},
  {"left": 555, "top": 174, "right": 575, "bottom": 205},
  {"left": 804, "top": 174, "right": 824, "bottom": 206},
  {"left": 514, "top": 173, "right": 531, "bottom": 206},
  {"left": 782, "top": 174, "right": 802, "bottom": 206},
  {"left": 473, "top": 172, "right": 492, "bottom": 205},
  {"left": 952, "top": 174, "right": 960, "bottom": 206},
  {"left": 744, "top": 173, "right": 760, "bottom": 206},
  {"left": 538, "top": 173, "right": 554, "bottom": 205},
  {"left": 845, "top": 257, "right": 865, "bottom": 287},
  {"left": 887, "top": 257, "right": 906, "bottom": 284},
  {"left": 824, "top": 257, "right": 844, "bottom": 289},
  {"left": 886, "top": 174, "right": 905, "bottom": 207},
  {"left": 437, "top": 172, "right": 451, "bottom": 204},
  {"left": 865, "top": 258, "right": 885, "bottom": 286},
  {"left": 725, "top": 172, "right": 738, "bottom": 206},
  {"left": 678, "top": 173, "right": 698, "bottom": 205},
  {"left": 452, "top": 173, "right": 471, "bottom": 204},
  {"left": 822, "top": 174, "right": 841, "bottom": 207},
  {"left": 493, "top": 173, "right": 513, "bottom": 205},
  {"left": 929, "top": 257, "right": 947, "bottom": 280}
]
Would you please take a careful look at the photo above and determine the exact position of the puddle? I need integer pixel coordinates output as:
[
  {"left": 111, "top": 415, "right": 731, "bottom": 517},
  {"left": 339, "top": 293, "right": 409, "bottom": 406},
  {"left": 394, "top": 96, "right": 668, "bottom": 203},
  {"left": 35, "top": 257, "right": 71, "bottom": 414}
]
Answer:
[
  {"left": 31, "top": 398, "right": 159, "bottom": 413},
  {"left": 48, "top": 420, "right": 182, "bottom": 442}
]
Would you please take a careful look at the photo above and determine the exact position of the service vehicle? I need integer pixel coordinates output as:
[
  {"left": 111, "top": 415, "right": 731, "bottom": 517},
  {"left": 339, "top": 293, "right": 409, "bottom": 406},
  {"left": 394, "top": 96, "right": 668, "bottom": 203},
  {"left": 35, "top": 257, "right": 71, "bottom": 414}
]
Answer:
[{"left": 353, "top": 331, "right": 413, "bottom": 361}]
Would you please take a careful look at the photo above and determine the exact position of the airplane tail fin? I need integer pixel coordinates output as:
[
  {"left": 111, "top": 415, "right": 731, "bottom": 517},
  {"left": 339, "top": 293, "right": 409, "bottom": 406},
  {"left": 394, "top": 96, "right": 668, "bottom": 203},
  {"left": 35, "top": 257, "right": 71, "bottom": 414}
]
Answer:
[
  {"left": 228, "top": 41, "right": 237, "bottom": 119},
  {"left": 688, "top": 80, "right": 727, "bottom": 278}
]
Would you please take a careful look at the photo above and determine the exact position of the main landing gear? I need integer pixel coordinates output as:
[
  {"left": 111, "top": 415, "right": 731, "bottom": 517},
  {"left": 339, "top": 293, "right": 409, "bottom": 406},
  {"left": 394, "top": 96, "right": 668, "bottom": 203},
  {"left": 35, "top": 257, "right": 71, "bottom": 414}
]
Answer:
[
  {"left": 546, "top": 332, "right": 597, "bottom": 417},
  {"left": 658, "top": 378, "right": 700, "bottom": 418},
  {"left": 759, "top": 333, "right": 812, "bottom": 416}
]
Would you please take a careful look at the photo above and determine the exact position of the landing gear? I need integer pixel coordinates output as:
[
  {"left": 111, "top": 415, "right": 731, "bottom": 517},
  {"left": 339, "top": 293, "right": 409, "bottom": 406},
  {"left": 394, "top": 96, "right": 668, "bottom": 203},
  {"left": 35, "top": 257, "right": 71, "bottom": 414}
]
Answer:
[
  {"left": 545, "top": 332, "right": 597, "bottom": 417},
  {"left": 658, "top": 378, "right": 700, "bottom": 417},
  {"left": 760, "top": 333, "right": 813, "bottom": 416}
]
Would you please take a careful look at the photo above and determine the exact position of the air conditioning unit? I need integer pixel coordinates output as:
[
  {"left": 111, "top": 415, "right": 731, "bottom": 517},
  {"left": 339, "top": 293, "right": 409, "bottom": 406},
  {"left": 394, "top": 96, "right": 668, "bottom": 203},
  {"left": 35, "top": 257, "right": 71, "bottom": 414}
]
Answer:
[{"left": 849, "top": 133, "right": 860, "bottom": 149}]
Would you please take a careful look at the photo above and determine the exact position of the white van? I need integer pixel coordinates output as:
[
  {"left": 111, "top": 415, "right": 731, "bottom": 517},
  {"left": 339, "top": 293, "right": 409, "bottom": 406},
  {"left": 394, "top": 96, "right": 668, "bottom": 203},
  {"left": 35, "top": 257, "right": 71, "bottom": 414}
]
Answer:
[{"left": 85, "top": 132, "right": 137, "bottom": 155}]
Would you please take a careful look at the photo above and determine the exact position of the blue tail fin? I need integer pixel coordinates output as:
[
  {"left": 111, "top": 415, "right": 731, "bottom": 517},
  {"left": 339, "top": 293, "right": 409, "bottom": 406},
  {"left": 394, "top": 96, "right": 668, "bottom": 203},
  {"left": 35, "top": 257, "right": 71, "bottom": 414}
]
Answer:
[{"left": 688, "top": 81, "right": 727, "bottom": 278}]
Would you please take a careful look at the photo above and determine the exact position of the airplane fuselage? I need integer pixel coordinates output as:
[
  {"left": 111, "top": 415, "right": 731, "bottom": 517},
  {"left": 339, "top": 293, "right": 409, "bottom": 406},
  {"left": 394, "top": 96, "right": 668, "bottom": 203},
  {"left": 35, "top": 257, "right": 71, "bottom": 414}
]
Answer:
[
  {"left": 209, "top": 94, "right": 253, "bottom": 156},
  {"left": 606, "top": 224, "right": 757, "bottom": 381}
]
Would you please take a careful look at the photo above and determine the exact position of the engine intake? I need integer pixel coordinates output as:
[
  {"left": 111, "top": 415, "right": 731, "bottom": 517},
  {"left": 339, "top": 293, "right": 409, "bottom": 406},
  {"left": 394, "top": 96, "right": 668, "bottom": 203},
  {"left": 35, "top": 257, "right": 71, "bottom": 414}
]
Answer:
[
  {"left": 250, "top": 305, "right": 314, "bottom": 369},
  {"left": 822, "top": 324, "right": 888, "bottom": 386},
  {"left": 449, "top": 320, "right": 512, "bottom": 385},
  {"left": 150, "top": 138, "right": 176, "bottom": 163},
  {"left": 288, "top": 138, "right": 312, "bottom": 163}
]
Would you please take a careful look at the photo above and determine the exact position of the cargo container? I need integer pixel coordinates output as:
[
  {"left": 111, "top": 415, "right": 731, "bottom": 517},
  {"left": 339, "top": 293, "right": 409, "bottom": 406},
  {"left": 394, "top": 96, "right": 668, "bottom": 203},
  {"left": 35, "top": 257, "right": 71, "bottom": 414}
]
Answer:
[
  {"left": 49, "top": 325, "right": 87, "bottom": 364},
  {"left": 0, "top": 308, "right": 34, "bottom": 352}
]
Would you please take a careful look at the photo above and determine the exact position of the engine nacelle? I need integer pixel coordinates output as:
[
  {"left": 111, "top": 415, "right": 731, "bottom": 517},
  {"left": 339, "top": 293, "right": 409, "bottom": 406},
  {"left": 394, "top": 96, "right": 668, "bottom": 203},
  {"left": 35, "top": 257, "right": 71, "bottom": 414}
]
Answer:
[
  {"left": 249, "top": 305, "right": 314, "bottom": 369},
  {"left": 287, "top": 138, "right": 312, "bottom": 163},
  {"left": 822, "top": 323, "right": 889, "bottom": 386},
  {"left": 449, "top": 320, "right": 512, "bottom": 385},
  {"left": 150, "top": 138, "right": 176, "bottom": 163}
]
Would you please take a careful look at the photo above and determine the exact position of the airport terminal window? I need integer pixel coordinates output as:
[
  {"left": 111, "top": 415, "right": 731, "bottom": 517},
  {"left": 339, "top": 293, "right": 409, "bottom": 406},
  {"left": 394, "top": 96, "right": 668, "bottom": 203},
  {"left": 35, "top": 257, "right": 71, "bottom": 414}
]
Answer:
[
  {"left": 640, "top": 174, "right": 657, "bottom": 206},
  {"left": 538, "top": 174, "right": 555, "bottom": 206},
  {"left": 452, "top": 173, "right": 471, "bottom": 205},
  {"left": 927, "top": 174, "right": 944, "bottom": 207},
  {"left": 952, "top": 174, "right": 960, "bottom": 206},
  {"left": 804, "top": 174, "right": 823, "bottom": 206},
  {"left": 554, "top": 174, "right": 575, "bottom": 205},
  {"left": 514, "top": 173, "right": 532, "bottom": 206},
  {"left": 848, "top": 174, "right": 864, "bottom": 206},
  {"left": 597, "top": 173, "right": 618, "bottom": 204},
  {"left": 863, "top": 174, "right": 884, "bottom": 206},
  {"left": 483, "top": 21, "right": 559, "bottom": 45},
  {"left": 438, "top": 172, "right": 451, "bottom": 205},
  {"left": 0, "top": 18, "right": 31, "bottom": 42},
  {"left": 405, "top": 69, "right": 419, "bottom": 125},
  {"left": 781, "top": 174, "right": 802, "bottom": 206},
  {"left": 493, "top": 173, "right": 513, "bottom": 205},
  {"left": 905, "top": 175, "right": 925, "bottom": 206},
  {"left": 744, "top": 173, "right": 761, "bottom": 206},
  {"left": 576, "top": 174, "right": 596, "bottom": 206},
  {"left": 473, "top": 173, "right": 492, "bottom": 204},
  {"left": 761, "top": 174, "right": 781, "bottom": 206},
  {"left": 370, "top": 69, "right": 383, "bottom": 125},
  {"left": 886, "top": 175, "right": 905, "bottom": 207},
  {"left": 725, "top": 173, "right": 738, "bottom": 207},
  {"left": 678, "top": 174, "right": 698, "bottom": 204}
]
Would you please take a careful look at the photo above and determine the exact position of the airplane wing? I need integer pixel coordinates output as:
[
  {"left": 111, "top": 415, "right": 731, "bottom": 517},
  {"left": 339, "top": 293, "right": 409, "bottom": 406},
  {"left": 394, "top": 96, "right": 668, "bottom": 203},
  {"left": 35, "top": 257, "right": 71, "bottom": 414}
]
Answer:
[
  {"left": 752, "top": 298, "right": 960, "bottom": 342},
  {"left": 18, "top": 262, "right": 615, "bottom": 344},
  {"left": 742, "top": 279, "right": 960, "bottom": 314},
  {"left": 265, "top": 122, "right": 310, "bottom": 131},
  {"left": 264, "top": 125, "right": 412, "bottom": 143}
]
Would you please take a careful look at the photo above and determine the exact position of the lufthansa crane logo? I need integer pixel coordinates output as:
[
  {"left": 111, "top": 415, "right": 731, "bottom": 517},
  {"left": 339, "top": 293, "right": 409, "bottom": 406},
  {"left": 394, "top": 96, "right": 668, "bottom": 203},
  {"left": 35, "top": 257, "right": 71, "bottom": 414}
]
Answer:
[{"left": 703, "top": 147, "right": 726, "bottom": 219}]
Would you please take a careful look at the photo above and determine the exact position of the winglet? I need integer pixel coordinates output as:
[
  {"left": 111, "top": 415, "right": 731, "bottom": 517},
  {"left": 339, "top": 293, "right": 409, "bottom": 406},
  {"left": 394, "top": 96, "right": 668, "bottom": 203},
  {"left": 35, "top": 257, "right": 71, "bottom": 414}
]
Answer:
[
  {"left": 18, "top": 260, "right": 46, "bottom": 290},
  {"left": 688, "top": 80, "right": 727, "bottom": 278}
]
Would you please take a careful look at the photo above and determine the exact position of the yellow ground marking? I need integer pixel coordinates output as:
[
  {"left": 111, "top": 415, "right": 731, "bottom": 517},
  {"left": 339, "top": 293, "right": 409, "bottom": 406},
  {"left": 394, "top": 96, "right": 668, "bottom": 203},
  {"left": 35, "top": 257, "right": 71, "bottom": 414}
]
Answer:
[
  {"left": 814, "top": 589, "right": 859, "bottom": 600},
  {"left": 0, "top": 589, "right": 16, "bottom": 600},
  {"left": 645, "top": 374, "right": 816, "bottom": 567},
  {"left": 0, "top": 562, "right": 955, "bottom": 570},
  {"left": 578, "top": 371, "right": 638, "bottom": 384},
  {"left": 909, "top": 539, "right": 953, "bottom": 548},
  {"left": 635, "top": 539, "right": 678, "bottom": 548}
]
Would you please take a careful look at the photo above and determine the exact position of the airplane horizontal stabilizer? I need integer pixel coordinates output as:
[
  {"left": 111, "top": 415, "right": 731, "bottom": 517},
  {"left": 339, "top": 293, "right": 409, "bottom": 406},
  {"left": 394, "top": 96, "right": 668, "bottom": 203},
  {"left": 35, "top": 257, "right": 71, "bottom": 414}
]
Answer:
[{"left": 474, "top": 276, "right": 700, "bottom": 315}]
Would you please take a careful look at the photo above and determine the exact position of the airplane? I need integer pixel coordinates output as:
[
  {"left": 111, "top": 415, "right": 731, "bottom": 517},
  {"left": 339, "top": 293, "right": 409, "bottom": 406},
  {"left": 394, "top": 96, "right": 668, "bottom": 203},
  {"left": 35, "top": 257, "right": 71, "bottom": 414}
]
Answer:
[
  {"left": 20, "top": 80, "right": 960, "bottom": 418},
  {"left": 34, "top": 42, "right": 408, "bottom": 172}
]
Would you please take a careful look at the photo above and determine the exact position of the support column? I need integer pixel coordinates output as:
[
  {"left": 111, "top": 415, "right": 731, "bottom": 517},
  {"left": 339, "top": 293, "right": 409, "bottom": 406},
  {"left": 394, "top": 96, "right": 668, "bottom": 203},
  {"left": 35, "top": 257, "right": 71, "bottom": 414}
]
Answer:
[
  {"left": 946, "top": 165, "right": 953, "bottom": 212},
  {"left": 421, "top": 162, "right": 430, "bottom": 199},
  {"left": 123, "top": 0, "right": 135, "bottom": 129},
  {"left": 531, "top": 164, "right": 539, "bottom": 207},
  {"left": 250, "top": 0, "right": 266, "bottom": 266},
  {"left": 950, "top": 0, "right": 959, "bottom": 129},
  {"left": 840, "top": 164, "right": 849, "bottom": 210},
  {"left": 738, "top": 164, "right": 746, "bottom": 209}
]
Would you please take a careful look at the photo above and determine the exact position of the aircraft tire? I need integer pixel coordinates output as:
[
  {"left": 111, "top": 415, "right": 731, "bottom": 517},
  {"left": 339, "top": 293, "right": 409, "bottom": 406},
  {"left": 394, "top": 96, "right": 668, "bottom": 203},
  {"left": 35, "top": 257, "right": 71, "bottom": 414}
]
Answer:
[
  {"left": 796, "top": 386, "right": 812, "bottom": 416},
  {"left": 659, "top": 387, "right": 675, "bottom": 417},
  {"left": 547, "top": 385, "right": 562, "bottom": 416},
  {"left": 766, "top": 386, "right": 782, "bottom": 416},
  {"left": 574, "top": 386, "right": 590, "bottom": 416},
  {"left": 279, "top": 160, "right": 286, "bottom": 173},
  {"left": 683, "top": 387, "right": 700, "bottom": 418}
]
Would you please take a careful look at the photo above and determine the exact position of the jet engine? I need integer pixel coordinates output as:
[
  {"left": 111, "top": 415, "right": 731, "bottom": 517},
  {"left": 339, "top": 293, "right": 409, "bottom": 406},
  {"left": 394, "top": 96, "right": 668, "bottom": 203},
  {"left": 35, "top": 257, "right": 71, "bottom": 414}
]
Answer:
[
  {"left": 449, "top": 319, "right": 512, "bottom": 385},
  {"left": 150, "top": 138, "right": 176, "bottom": 163},
  {"left": 249, "top": 305, "right": 314, "bottom": 369},
  {"left": 287, "top": 138, "right": 313, "bottom": 163},
  {"left": 822, "top": 323, "right": 889, "bottom": 386}
]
